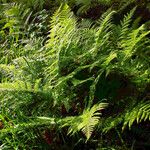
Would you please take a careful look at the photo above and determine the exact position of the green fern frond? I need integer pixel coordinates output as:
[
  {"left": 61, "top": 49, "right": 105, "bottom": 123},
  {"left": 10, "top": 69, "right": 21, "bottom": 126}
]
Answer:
[
  {"left": 46, "top": 4, "right": 76, "bottom": 50},
  {"left": 122, "top": 101, "right": 150, "bottom": 130},
  {"left": 79, "top": 10, "right": 115, "bottom": 58},
  {"left": 0, "top": 79, "right": 44, "bottom": 93},
  {"left": 94, "top": 10, "right": 115, "bottom": 51},
  {"left": 80, "top": 103, "right": 108, "bottom": 141},
  {"left": 121, "top": 25, "right": 150, "bottom": 62},
  {"left": 99, "top": 100, "right": 150, "bottom": 133},
  {"left": 45, "top": 4, "right": 76, "bottom": 84},
  {"left": 0, "top": 117, "right": 56, "bottom": 135},
  {"left": 62, "top": 103, "right": 108, "bottom": 141},
  {"left": 100, "top": 115, "right": 124, "bottom": 133},
  {"left": 119, "top": 8, "right": 136, "bottom": 40}
]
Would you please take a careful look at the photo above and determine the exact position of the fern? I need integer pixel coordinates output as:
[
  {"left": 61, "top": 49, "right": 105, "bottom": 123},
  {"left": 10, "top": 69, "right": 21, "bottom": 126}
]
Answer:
[
  {"left": 119, "top": 7, "right": 136, "bottom": 41},
  {"left": 62, "top": 103, "right": 108, "bottom": 141},
  {"left": 45, "top": 4, "right": 76, "bottom": 84},
  {"left": 99, "top": 100, "right": 150, "bottom": 133},
  {"left": 123, "top": 101, "right": 150, "bottom": 130},
  {"left": 0, "top": 2, "right": 150, "bottom": 149},
  {"left": 0, "top": 79, "right": 44, "bottom": 93}
]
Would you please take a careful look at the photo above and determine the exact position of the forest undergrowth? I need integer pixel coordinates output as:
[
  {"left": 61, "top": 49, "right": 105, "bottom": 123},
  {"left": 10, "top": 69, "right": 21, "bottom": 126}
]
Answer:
[{"left": 0, "top": 0, "right": 150, "bottom": 149}]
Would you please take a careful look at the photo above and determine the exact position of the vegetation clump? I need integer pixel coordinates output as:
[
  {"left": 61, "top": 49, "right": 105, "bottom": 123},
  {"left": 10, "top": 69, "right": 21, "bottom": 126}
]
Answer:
[{"left": 0, "top": 0, "right": 150, "bottom": 149}]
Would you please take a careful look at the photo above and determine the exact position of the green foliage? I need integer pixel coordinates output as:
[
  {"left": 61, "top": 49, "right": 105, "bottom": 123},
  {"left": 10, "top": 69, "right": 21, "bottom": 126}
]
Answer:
[
  {"left": 62, "top": 103, "right": 108, "bottom": 141},
  {"left": 123, "top": 100, "right": 150, "bottom": 130},
  {"left": 66, "top": 0, "right": 137, "bottom": 15},
  {"left": 0, "top": 1, "right": 150, "bottom": 149}
]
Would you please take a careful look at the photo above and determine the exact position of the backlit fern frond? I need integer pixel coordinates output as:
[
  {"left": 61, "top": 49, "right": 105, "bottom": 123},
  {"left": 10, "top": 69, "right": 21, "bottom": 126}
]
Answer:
[
  {"left": 47, "top": 4, "right": 76, "bottom": 48},
  {"left": 62, "top": 103, "right": 108, "bottom": 141},
  {"left": 122, "top": 101, "right": 150, "bottom": 130},
  {"left": 80, "top": 103, "right": 108, "bottom": 141},
  {"left": 45, "top": 4, "right": 76, "bottom": 84},
  {"left": 98, "top": 100, "right": 150, "bottom": 133},
  {"left": 91, "top": 10, "right": 115, "bottom": 55},
  {"left": 119, "top": 8, "right": 136, "bottom": 41},
  {"left": 121, "top": 25, "right": 150, "bottom": 62},
  {"left": 0, "top": 79, "right": 42, "bottom": 93},
  {"left": 79, "top": 10, "right": 115, "bottom": 60},
  {"left": 1, "top": 2, "right": 150, "bottom": 149},
  {"left": 116, "top": 8, "right": 150, "bottom": 64}
]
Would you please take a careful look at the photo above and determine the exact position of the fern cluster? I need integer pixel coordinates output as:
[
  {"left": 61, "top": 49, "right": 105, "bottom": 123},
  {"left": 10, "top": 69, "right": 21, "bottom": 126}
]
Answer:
[{"left": 0, "top": 1, "right": 150, "bottom": 150}]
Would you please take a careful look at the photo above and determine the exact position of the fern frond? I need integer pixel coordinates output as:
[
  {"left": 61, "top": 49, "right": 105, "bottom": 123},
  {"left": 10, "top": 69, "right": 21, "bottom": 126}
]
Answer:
[
  {"left": 121, "top": 25, "right": 150, "bottom": 62},
  {"left": 100, "top": 115, "right": 124, "bottom": 133},
  {"left": 93, "top": 10, "right": 115, "bottom": 52},
  {"left": 45, "top": 4, "right": 76, "bottom": 84},
  {"left": 79, "top": 10, "right": 115, "bottom": 58},
  {"left": 0, "top": 116, "right": 57, "bottom": 150},
  {"left": 119, "top": 8, "right": 136, "bottom": 41},
  {"left": 0, "top": 79, "right": 44, "bottom": 93},
  {"left": 0, "top": 117, "right": 56, "bottom": 135},
  {"left": 0, "top": 64, "right": 16, "bottom": 81},
  {"left": 122, "top": 101, "right": 150, "bottom": 130},
  {"left": 62, "top": 103, "right": 108, "bottom": 141},
  {"left": 80, "top": 103, "right": 108, "bottom": 141},
  {"left": 99, "top": 100, "right": 150, "bottom": 133}
]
